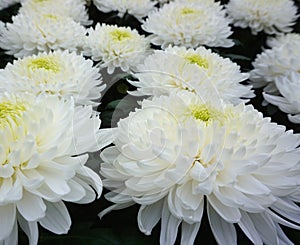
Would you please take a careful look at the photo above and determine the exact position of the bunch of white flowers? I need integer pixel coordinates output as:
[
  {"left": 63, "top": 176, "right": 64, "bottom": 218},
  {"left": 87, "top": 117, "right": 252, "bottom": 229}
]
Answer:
[{"left": 0, "top": 1, "right": 300, "bottom": 244}]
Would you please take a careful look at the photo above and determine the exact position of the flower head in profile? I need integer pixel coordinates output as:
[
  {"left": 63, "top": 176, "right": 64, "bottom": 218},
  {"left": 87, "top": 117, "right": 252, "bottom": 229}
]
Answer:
[
  {"left": 84, "top": 23, "right": 151, "bottom": 74},
  {"left": 100, "top": 91, "right": 300, "bottom": 245},
  {"left": 226, "top": 0, "right": 298, "bottom": 35},
  {"left": 0, "top": 92, "right": 114, "bottom": 244},
  {"left": 264, "top": 71, "right": 300, "bottom": 123},
  {"left": 19, "top": 0, "right": 92, "bottom": 25},
  {"left": 130, "top": 46, "right": 253, "bottom": 105},
  {"left": 250, "top": 33, "right": 300, "bottom": 94},
  {"left": 0, "top": 13, "right": 87, "bottom": 58},
  {"left": 142, "top": 1, "right": 234, "bottom": 49},
  {"left": 0, "top": 50, "right": 105, "bottom": 106},
  {"left": 92, "top": 0, "right": 156, "bottom": 21}
]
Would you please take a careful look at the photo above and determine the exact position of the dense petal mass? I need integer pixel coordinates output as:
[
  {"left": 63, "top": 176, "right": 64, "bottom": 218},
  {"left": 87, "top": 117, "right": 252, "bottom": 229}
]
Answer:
[
  {"left": 100, "top": 92, "right": 300, "bottom": 244},
  {"left": 226, "top": 0, "right": 298, "bottom": 35},
  {"left": 84, "top": 24, "right": 151, "bottom": 74},
  {"left": 263, "top": 72, "right": 300, "bottom": 123},
  {"left": 250, "top": 33, "right": 300, "bottom": 94},
  {"left": 0, "top": 13, "right": 87, "bottom": 58},
  {"left": 0, "top": 50, "right": 105, "bottom": 106},
  {"left": 142, "top": 1, "right": 233, "bottom": 48},
  {"left": 92, "top": 0, "right": 156, "bottom": 21},
  {"left": 19, "top": 0, "right": 91, "bottom": 25},
  {"left": 0, "top": 93, "right": 112, "bottom": 244},
  {"left": 130, "top": 46, "right": 253, "bottom": 105}
]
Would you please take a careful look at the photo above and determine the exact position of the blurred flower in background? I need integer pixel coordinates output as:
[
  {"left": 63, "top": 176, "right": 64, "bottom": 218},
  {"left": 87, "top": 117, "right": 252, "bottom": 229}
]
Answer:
[
  {"left": 226, "top": 0, "right": 298, "bottom": 35},
  {"left": 93, "top": 0, "right": 156, "bottom": 21}
]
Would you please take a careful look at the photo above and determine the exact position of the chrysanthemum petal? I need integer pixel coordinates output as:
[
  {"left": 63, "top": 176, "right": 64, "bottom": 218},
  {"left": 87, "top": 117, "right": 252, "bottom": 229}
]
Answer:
[
  {"left": 39, "top": 201, "right": 71, "bottom": 235},
  {"left": 0, "top": 204, "right": 16, "bottom": 240},
  {"left": 238, "top": 211, "right": 263, "bottom": 245},
  {"left": 207, "top": 194, "right": 241, "bottom": 223},
  {"left": 249, "top": 212, "right": 279, "bottom": 245},
  {"left": 17, "top": 192, "right": 46, "bottom": 222},
  {"left": 180, "top": 222, "right": 201, "bottom": 245},
  {"left": 207, "top": 202, "right": 237, "bottom": 245},
  {"left": 138, "top": 200, "right": 164, "bottom": 235},
  {"left": 17, "top": 214, "right": 38, "bottom": 245},
  {"left": 160, "top": 199, "right": 181, "bottom": 245}
]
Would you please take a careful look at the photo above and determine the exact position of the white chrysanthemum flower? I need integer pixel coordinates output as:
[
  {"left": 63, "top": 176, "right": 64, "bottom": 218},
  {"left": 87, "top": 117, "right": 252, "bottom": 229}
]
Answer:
[
  {"left": 264, "top": 72, "right": 300, "bottom": 123},
  {"left": 130, "top": 46, "right": 253, "bottom": 105},
  {"left": 0, "top": 13, "right": 87, "bottom": 58},
  {"left": 267, "top": 32, "right": 300, "bottom": 48},
  {"left": 0, "top": 0, "right": 19, "bottom": 10},
  {"left": 0, "top": 50, "right": 105, "bottom": 106},
  {"left": 100, "top": 92, "right": 300, "bottom": 245},
  {"left": 226, "top": 0, "right": 298, "bottom": 35},
  {"left": 0, "top": 92, "right": 114, "bottom": 244},
  {"left": 142, "top": 1, "right": 234, "bottom": 49},
  {"left": 84, "top": 24, "right": 152, "bottom": 74},
  {"left": 19, "top": 0, "right": 91, "bottom": 26},
  {"left": 250, "top": 33, "right": 300, "bottom": 94},
  {"left": 93, "top": 0, "right": 156, "bottom": 21}
]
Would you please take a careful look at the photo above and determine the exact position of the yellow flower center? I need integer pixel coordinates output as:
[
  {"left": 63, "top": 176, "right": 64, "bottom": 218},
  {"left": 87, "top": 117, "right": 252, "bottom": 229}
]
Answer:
[
  {"left": 110, "top": 29, "right": 132, "bottom": 42},
  {"left": 43, "top": 14, "right": 59, "bottom": 20},
  {"left": 0, "top": 101, "right": 27, "bottom": 128},
  {"left": 190, "top": 105, "right": 211, "bottom": 121},
  {"left": 181, "top": 7, "right": 196, "bottom": 15},
  {"left": 27, "top": 57, "right": 60, "bottom": 73},
  {"left": 189, "top": 104, "right": 226, "bottom": 124},
  {"left": 185, "top": 54, "right": 209, "bottom": 69}
]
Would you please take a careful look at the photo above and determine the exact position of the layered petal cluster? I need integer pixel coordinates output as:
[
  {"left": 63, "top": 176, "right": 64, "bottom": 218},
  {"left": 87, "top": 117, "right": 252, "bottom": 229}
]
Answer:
[
  {"left": 19, "top": 0, "right": 92, "bottom": 26},
  {"left": 250, "top": 33, "right": 300, "bottom": 94},
  {"left": 264, "top": 72, "right": 300, "bottom": 123},
  {"left": 92, "top": 0, "right": 156, "bottom": 21},
  {"left": 226, "top": 0, "right": 298, "bottom": 35},
  {"left": 84, "top": 24, "right": 151, "bottom": 74},
  {"left": 130, "top": 46, "right": 253, "bottom": 105},
  {"left": 142, "top": 1, "right": 234, "bottom": 49},
  {"left": 0, "top": 92, "right": 113, "bottom": 244},
  {"left": 0, "top": 50, "right": 105, "bottom": 106},
  {"left": 100, "top": 92, "right": 300, "bottom": 245},
  {"left": 0, "top": 13, "right": 87, "bottom": 58},
  {"left": 0, "top": 0, "right": 19, "bottom": 10}
]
